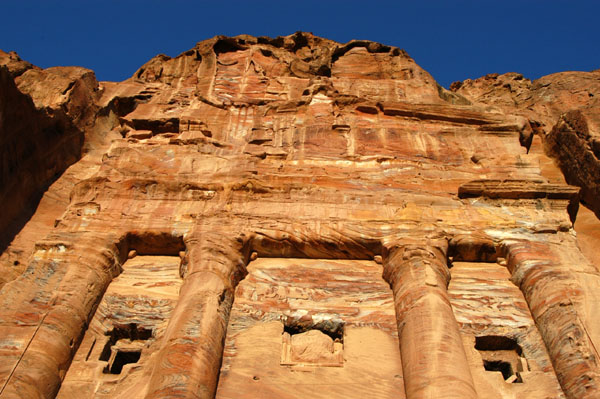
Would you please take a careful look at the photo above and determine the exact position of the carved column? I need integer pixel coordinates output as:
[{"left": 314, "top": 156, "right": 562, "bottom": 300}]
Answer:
[
  {"left": 0, "top": 235, "right": 121, "bottom": 399},
  {"left": 145, "top": 230, "right": 249, "bottom": 399},
  {"left": 504, "top": 240, "right": 600, "bottom": 399},
  {"left": 383, "top": 241, "right": 478, "bottom": 399}
]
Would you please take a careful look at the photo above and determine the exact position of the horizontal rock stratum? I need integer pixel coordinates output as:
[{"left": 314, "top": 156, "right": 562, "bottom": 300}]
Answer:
[{"left": 0, "top": 32, "right": 599, "bottom": 399}]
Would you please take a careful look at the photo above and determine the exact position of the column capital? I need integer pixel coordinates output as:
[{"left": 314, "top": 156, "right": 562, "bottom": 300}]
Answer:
[
  {"left": 381, "top": 239, "right": 449, "bottom": 288},
  {"left": 382, "top": 237, "right": 448, "bottom": 258},
  {"left": 181, "top": 228, "right": 252, "bottom": 288}
]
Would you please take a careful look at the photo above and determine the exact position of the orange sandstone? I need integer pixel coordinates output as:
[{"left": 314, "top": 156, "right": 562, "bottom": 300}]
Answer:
[{"left": 0, "top": 33, "right": 599, "bottom": 399}]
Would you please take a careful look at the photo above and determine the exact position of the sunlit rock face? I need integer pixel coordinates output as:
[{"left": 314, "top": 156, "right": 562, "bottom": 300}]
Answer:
[
  {"left": 451, "top": 69, "right": 600, "bottom": 218},
  {"left": 0, "top": 33, "right": 599, "bottom": 399}
]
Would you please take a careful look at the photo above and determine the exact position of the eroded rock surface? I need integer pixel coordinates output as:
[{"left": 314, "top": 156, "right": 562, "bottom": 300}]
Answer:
[
  {"left": 452, "top": 69, "right": 600, "bottom": 217},
  {"left": 0, "top": 32, "right": 599, "bottom": 399},
  {"left": 0, "top": 62, "right": 95, "bottom": 255},
  {"left": 0, "top": 55, "right": 107, "bottom": 285}
]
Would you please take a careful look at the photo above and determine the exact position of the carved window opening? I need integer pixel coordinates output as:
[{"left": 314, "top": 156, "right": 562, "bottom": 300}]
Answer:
[
  {"left": 105, "top": 349, "right": 142, "bottom": 374},
  {"left": 475, "top": 335, "right": 528, "bottom": 383},
  {"left": 483, "top": 360, "right": 518, "bottom": 382},
  {"left": 280, "top": 316, "right": 344, "bottom": 367},
  {"left": 99, "top": 323, "right": 152, "bottom": 375}
]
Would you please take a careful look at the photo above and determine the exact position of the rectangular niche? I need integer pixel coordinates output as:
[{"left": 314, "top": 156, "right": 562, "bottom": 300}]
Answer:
[
  {"left": 280, "top": 316, "right": 344, "bottom": 367},
  {"left": 57, "top": 254, "right": 183, "bottom": 398}
]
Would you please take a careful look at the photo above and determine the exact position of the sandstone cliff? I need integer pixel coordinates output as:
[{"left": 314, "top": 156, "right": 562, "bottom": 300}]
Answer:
[
  {"left": 451, "top": 70, "right": 600, "bottom": 218},
  {"left": 0, "top": 33, "right": 599, "bottom": 399},
  {"left": 0, "top": 52, "right": 97, "bottom": 253}
]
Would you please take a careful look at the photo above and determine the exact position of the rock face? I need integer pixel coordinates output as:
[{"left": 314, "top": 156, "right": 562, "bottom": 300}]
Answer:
[
  {"left": 0, "top": 51, "right": 104, "bottom": 285},
  {"left": 0, "top": 55, "right": 98, "bottom": 255},
  {"left": 0, "top": 32, "right": 599, "bottom": 399},
  {"left": 451, "top": 70, "right": 600, "bottom": 218}
]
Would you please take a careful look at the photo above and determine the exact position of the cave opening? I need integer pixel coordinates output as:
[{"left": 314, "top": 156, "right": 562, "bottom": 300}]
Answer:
[{"left": 105, "top": 350, "right": 142, "bottom": 375}]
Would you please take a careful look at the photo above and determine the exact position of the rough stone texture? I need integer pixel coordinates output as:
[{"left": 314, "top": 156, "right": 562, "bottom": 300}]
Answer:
[
  {"left": 0, "top": 32, "right": 599, "bottom": 399},
  {"left": 0, "top": 59, "right": 107, "bottom": 286},
  {"left": 0, "top": 50, "right": 36, "bottom": 78},
  {"left": 0, "top": 62, "right": 95, "bottom": 256},
  {"left": 451, "top": 70, "right": 600, "bottom": 218}
]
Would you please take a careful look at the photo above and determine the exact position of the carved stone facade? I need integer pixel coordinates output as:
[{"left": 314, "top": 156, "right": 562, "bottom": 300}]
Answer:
[{"left": 0, "top": 33, "right": 599, "bottom": 398}]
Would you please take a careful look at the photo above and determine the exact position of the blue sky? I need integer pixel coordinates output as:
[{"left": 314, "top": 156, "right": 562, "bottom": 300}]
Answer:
[{"left": 1, "top": 1, "right": 598, "bottom": 88}]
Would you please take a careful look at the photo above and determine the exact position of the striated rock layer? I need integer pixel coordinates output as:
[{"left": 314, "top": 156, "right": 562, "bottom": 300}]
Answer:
[
  {"left": 451, "top": 70, "right": 600, "bottom": 218},
  {"left": 0, "top": 32, "right": 599, "bottom": 399}
]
